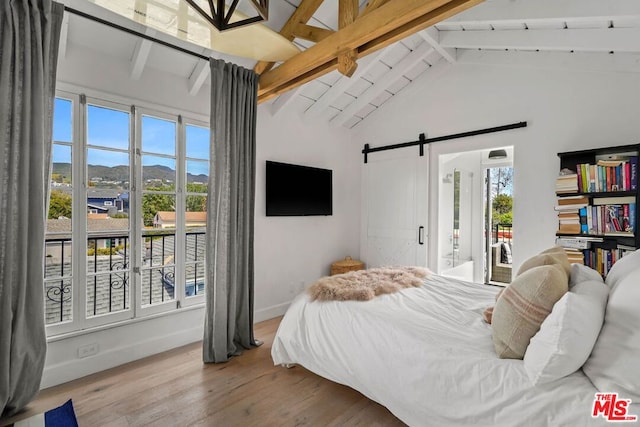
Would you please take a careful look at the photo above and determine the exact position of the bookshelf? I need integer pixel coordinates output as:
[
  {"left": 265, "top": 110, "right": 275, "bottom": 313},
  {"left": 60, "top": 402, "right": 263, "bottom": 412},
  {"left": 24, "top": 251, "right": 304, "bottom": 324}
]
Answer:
[{"left": 555, "top": 143, "right": 640, "bottom": 277}]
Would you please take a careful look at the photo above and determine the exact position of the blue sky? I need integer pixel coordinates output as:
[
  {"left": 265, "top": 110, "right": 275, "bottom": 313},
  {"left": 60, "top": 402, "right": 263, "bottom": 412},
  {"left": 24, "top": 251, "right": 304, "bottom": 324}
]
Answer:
[{"left": 52, "top": 98, "right": 210, "bottom": 176}]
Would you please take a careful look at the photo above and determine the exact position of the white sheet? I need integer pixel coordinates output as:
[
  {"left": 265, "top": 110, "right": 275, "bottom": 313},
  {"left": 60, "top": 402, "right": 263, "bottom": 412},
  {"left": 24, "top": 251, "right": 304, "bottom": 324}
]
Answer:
[{"left": 272, "top": 274, "right": 626, "bottom": 426}]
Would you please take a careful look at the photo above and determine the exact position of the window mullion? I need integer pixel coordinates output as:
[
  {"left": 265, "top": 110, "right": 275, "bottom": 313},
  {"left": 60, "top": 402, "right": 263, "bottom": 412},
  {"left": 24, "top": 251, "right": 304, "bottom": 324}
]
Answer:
[
  {"left": 133, "top": 106, "right": 144, "bottom": 317},
  {"left": 175, "top": 115, "right": 186, "bottom": 306},
  {"left": 130, "top": 105, "right": 141, "bottom": 318},
  {"left": 74, "top": 94, "right": 88, "bottom": 330}
]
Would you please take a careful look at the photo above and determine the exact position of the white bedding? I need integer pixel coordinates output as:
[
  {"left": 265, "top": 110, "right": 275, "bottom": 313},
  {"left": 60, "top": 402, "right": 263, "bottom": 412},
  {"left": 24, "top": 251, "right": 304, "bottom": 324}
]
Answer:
[{"left": 272, "top": 274, "right": 624, "bottom": 426}]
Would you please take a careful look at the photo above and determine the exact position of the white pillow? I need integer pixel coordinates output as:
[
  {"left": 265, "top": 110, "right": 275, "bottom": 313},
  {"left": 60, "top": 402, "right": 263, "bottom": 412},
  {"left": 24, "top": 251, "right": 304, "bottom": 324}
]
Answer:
[
  {"left": 524, "top": 279, "right": 608, "bottom": 385},
  {"left": 604, "top": 249, "right": 640, "bottom": 290},
  {"left": 583, "top": 253, "right": 640, "bottom": 400},
  {"left": 569, "top": 263, "right": 603, "bottom": 288}
]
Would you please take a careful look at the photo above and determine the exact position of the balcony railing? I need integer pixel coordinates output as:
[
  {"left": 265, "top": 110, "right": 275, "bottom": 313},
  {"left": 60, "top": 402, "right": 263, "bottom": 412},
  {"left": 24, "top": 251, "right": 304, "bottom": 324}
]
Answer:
[
  {"left": 493, "top": 223, "right": 513, "bottom": 244},
  {"left": 44, "top": 230, "right": 206, "bottom": 325}
]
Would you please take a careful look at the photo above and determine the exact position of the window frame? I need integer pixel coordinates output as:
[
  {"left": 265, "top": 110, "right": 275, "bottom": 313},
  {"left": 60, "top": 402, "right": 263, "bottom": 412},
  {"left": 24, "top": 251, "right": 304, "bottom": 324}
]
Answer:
[{"left": 45, "top": 87, "right": 209, "bottom": 337}]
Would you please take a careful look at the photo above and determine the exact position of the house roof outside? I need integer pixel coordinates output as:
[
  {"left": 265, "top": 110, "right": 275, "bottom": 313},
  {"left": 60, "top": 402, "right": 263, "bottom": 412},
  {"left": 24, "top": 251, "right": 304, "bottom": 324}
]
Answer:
[
  {"left": 47, "top": 217, "right": 130, "bottom": 238},
  {"left": 154, "top": 211, "right": 207, "bottom": 222}
]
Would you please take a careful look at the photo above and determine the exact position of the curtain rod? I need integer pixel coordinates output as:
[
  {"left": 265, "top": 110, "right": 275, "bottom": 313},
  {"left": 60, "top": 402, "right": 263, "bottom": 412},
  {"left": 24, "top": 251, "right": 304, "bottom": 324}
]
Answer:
[
  {"left": 63, "top": 6, "right": 210, "bottom": 61},
  {"left": 361, "top": 121, "right": 528, "bottom": 163}
]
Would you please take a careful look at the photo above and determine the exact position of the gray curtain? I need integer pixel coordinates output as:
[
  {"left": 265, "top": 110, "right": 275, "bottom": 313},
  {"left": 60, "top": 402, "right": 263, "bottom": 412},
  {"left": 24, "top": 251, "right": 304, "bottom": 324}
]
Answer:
[
  {"left": 204, "top": 59, "right": 258, "bottom": 363},
  {"left": 0, "top": 0, "right": 63, "bottom": 417}
]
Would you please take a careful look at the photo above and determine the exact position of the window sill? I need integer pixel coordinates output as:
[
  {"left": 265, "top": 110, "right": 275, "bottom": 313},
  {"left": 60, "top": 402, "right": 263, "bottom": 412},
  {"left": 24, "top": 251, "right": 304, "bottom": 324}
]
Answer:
[{"left": 46, "top": 302, "right": 205, "bottom": 343}]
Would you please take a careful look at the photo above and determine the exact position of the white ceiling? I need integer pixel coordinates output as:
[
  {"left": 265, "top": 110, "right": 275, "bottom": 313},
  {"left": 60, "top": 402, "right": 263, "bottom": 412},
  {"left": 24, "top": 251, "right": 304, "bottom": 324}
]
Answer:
[{"left": 59, "top": 0, "right": 640, "bottom": 129}]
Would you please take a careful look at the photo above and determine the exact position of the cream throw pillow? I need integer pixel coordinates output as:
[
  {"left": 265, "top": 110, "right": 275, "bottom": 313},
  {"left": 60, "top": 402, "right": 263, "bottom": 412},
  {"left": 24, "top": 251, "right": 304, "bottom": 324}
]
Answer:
[
  {"left": 492, "top": 264, "right": 568, "bottom": 359},
  {"left": 516, "top": 246, "right": 571, "bottom": 277}
]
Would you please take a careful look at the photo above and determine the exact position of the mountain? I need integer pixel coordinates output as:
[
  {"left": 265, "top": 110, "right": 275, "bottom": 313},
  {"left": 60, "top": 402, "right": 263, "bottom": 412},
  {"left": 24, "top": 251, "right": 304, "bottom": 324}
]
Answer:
[{"left": 52, "top": 163, "right": 208, "bottom": 184}]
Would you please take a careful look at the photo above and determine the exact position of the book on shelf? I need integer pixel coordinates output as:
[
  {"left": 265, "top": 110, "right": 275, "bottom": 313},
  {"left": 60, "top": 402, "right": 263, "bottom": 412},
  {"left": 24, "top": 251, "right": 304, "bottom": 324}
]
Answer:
[
  {"left": 556, "top": 237, "right": 592, "bottom": 249},
  {"left": 564, "top": 247, "right": 585, "bottom": 264},
  {"left": 557, "top": 195, "right": 589, "bottom": 205},
  {"left": 558, "top": 223, "right": 581, "bottom": 234},
  {"left": 555, "top": 173, "right": 578, "bottom": 193},
  {"left": 575, "top": 157, "right": 638, "bottom": 193},
  {"left": 591, "top": 196, "right": 635, "bottom": 205},
  {"left": 584, "top": 246, "right": 633, "bottom": 277},
  {"left": 554, "top": 203, "right": 588, "bottom": 211},
  {"left": 567, "top": 203, "right": 637, "bottom": 236}
]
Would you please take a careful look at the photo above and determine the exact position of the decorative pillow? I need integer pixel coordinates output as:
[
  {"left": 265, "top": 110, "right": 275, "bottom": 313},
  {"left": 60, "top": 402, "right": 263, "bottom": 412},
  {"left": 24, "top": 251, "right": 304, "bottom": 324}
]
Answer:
[
  {"left": 569, "top": 263, "right": 604, "bottom": 288},
  {"left": 583, "top": 251, "right": 640, "bottom": 400},
  {"left": 524, "top": 279, "right": 609, "bottom": 385},
  {"left": 482, "top": 288, "right": 504, "bottom": 325},
  {"left": 516, "top": 247, "right": 571, "bottom": 278},
  {"left": 492, "top": 264, "right": 568, "bottom": 359}
]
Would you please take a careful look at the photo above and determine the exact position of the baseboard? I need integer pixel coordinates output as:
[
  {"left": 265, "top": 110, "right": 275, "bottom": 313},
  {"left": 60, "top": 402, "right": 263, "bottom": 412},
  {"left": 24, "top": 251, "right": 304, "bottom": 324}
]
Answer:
[{"left": 254, "top": 301, "right": 291, "bottom": 323}]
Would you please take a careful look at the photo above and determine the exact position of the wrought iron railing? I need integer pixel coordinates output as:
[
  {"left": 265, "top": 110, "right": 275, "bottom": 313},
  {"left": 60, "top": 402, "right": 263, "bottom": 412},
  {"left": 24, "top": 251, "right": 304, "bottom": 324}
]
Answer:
[
  {"left": 44, "top": 230, "right": 205, "bottom": 325},
  {"left": 493, "top": 223, "right": 513, "bottom": 244}
]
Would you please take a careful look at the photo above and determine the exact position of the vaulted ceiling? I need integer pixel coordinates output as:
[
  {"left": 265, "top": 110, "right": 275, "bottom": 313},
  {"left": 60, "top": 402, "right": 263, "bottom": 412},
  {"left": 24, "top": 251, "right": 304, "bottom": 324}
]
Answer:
[{"left": 59, "top": 0, "right": 640, "bottom": 129}]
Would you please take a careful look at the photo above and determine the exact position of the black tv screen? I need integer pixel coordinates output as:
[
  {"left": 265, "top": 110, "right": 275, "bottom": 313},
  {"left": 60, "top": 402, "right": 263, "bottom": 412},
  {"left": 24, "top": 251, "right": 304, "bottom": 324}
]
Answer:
[{"left": 266, "top": 161, "right": 332, "bottom": 216}]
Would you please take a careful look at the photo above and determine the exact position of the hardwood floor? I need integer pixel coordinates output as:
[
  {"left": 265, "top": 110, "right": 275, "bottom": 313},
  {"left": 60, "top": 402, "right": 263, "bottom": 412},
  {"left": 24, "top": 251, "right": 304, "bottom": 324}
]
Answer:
[{"left": 1, "top": 317, "right": 405, "bottom": 426}]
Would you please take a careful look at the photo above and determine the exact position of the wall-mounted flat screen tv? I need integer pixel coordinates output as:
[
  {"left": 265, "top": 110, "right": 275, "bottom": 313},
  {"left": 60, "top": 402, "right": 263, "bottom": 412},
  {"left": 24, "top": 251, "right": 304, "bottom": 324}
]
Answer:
[{"left": 266, "top": 161, "right": 333, "bottom": 216}]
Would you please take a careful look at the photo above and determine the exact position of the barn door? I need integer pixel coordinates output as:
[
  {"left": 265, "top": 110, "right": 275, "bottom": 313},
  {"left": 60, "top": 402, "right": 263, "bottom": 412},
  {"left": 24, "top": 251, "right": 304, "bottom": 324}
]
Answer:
[{"left": 361, "top": 149, "right": 428, "bottom": 268}]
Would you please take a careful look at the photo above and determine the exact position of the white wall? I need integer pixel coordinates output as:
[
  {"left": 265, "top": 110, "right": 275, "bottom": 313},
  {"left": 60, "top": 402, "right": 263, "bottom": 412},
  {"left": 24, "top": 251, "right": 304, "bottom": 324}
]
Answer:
[
  {"left": 255, "top": 109, "right": 360, "bottom": 319},
  {"left": 46, "top": 41, "right": 357, "bottom": 387},
  {"left": 352, "top": 58, "right": 640, "bottom": 272}
]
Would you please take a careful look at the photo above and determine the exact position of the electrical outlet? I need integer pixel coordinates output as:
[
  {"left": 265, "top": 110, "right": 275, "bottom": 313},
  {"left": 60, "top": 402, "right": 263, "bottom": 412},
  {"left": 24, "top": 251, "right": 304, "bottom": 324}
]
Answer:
[{"left": 78, "top": 343, "right": 99, "bottom": 359}]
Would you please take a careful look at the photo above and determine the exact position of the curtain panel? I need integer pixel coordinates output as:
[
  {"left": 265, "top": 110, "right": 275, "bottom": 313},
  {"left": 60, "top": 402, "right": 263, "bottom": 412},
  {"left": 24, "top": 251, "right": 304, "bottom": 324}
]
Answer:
[
  {"left": 0, "top": 0, "right": 64, "bottom": 417},
  {"left": 204, "top": 59, "right": 259, "bottom": 363}
]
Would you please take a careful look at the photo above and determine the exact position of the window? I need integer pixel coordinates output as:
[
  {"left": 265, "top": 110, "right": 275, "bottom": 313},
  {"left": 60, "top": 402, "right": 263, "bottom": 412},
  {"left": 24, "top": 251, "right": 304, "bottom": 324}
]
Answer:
[{"left": 45, "top": 92, "right": 210, "bottom": 335}]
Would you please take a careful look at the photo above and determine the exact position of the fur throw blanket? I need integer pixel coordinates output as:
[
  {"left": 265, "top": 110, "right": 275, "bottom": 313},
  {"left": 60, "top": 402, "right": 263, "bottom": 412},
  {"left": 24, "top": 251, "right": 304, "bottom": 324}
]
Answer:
[{"left": 308, "top": 266, "right": 431, "bottom": 302}]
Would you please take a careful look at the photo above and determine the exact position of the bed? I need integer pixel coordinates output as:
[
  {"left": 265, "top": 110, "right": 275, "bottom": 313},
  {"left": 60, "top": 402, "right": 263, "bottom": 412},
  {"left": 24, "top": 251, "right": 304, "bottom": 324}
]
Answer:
[{"left": 272, "top": 250, "right": 640, "bottom": 426}]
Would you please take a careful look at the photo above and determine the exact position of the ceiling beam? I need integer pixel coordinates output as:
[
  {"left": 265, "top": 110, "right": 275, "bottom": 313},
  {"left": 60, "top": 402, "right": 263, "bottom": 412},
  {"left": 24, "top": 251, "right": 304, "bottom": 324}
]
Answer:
[
  {"left": 458, "top": 49, "right": 640, "bottom": 74},
  {"left": 59, "top": 12, "right": 70, "bottom": 59},
  {"left": 439, "top": 27, "right": 640, "bottom": 53},
  {"left": 188, "top": 59, "right": 210, "bottom": 96},
  {"left": 338, "top": 0, "right": 360, "bottom": 76},
  {"left": 257, "top": 0, "right": 484, "bottom": 103},
  {"left": 291, "top": 24, "right": 334, "bottom": 43},
  {"left": 305, "top": 45, "right": 394, "bottom": 117},
  {"left": 130, "top": 31, "right": 154, "bottom": 81},
  {"left": 359, "top": 0, "right": 391, "bottom": 18},
  {"left": 443, "top": 0, "right": 640, "bottom": 25},
  {"left": 333, "top": 43, "right": 438, "bottom": 126},
  {"left": 338, "top": 52, "right": 452, "bottom": 128},
  {"left": 418, "top": 27, "right": 455, "bottom": 63},
  {"left": 254, "top": 0, "right": 325, "bottom": 75},
  {"left": 270, "top": 87, "right": 305, "bottom": 116}
]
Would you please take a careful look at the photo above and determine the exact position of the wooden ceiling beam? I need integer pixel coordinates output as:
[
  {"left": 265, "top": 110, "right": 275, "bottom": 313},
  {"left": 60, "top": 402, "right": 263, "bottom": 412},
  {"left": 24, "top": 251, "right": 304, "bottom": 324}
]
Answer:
[
  {"left": 359, "top": 0, "right": 391, "bottom": 18},
  {"left": 291, "top": 24, "right": 334, "bottom": 43},
  {"left": 257, "top": 0, "right": 483, "bottom": 103},
  {"left": 253, "top": 0, "right": 325, "bottom": 75},
  {"left": 338, "top": 0, "right": 360, "bottom": 76},
  {"left": 358, "top": 0, "right": 482, "bottom": 56}
]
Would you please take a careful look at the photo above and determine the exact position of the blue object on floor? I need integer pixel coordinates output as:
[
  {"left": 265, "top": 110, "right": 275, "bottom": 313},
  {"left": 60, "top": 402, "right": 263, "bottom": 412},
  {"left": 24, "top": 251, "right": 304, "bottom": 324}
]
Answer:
[{"left": 44, "top": 400, "right": 78, "bottom": 427}]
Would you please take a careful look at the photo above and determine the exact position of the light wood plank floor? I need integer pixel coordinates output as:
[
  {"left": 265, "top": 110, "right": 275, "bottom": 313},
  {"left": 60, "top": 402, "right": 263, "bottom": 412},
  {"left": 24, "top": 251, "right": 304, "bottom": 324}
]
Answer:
[{"left": 1, "top": 317, "right": 405, "bottom": 426}]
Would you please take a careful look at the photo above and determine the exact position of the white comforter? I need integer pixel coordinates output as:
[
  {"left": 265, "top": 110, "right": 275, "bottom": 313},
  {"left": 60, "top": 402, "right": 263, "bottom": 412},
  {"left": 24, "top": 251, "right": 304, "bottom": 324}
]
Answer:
[{"left": 272, "top": 274, "right": 618, "bottom": 426}]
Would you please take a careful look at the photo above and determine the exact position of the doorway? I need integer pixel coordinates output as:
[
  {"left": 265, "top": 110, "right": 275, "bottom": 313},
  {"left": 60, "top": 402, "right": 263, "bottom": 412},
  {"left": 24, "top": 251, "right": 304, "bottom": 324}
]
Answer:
[
  {"left": 436, "top": 146, "right": 513, "bottom": 284},
  {"left": 485, "top": 164, "right": 514, "bottom": 285}
]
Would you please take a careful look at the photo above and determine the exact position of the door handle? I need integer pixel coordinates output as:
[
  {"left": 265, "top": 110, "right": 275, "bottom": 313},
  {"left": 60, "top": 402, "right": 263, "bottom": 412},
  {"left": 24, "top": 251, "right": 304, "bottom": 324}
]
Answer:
[{"left": 418, "top": 226, "right": 424, "bottom": 245}]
